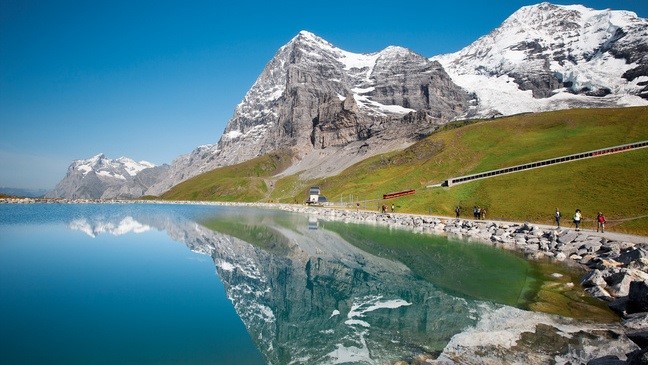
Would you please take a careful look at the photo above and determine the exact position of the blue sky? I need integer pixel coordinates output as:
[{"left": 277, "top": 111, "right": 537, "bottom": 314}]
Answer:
[{"left": 1, "top": 0, "right": 647, "bottom": 190}]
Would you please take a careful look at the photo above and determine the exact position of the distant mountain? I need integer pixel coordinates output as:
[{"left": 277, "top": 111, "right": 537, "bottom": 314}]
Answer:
[
  {"left": 45, "top": 154, "right": 169, "bottom": 199},
  {"left": 433, "top": 2, "right": 648, "bottom": 116},
  {"left": 0, "top": 187, "right": 48, "bottom": 198}
]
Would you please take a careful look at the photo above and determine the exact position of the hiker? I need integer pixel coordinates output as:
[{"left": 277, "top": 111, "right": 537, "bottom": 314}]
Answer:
[
  {"left": 480, "top": 207, "right": 487, "bottom": 220},
  {"left": 391, "top": 204, "right": 395, "bottom": 212},
  {"left": 555, "top": 208, "right": 561, "bottom": 228},
  {"left": 597, "top": 212, "right": 606, "bottom": 233},
  {"left": 455, "top": 206, "right": 461, "bottom": 218},
  {"left": 381, "top": 204, "right": 386, "bottom": 214},
  {"left": 573, "top": 209, "right": 582, "bottom": 231},
  {"left": 476, "top": 206, "right": 481, "bottom": 220}
]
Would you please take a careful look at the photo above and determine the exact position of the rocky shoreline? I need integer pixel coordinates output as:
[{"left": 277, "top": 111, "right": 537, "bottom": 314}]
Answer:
[{"left": 3, "top": 198, "right": 647, "bottom": 363}]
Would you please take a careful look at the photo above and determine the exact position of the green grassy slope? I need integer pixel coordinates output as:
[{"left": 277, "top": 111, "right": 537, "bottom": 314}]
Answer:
[
  {"left": 160, "top": 150, "right": 294, "bottom": 202},
  {"left": 271, "top": 106, "right": 648, "bottom": 234},
  {"left": 160, "top": 106, "right": 648, "bottom": 234}
]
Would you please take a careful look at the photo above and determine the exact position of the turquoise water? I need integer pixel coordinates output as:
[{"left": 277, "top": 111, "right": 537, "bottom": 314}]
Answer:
[
  {"left": 0, "top": 204, "right": 265, "bottom": 365},
  {"left": 0, "top": 203, "right": 598, "bottom": 364}
]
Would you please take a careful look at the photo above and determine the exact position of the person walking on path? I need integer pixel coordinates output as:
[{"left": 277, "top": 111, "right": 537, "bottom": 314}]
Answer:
[
  {"left": 597, "top": 212, "right": 607, "bottom": 233},
  {"left": 455, "top": 206, "right": 461, "bottom": 218},
  {"left": 573, "top": 209, "right": 582, "bottom": 231},
  {"left": 555, "top": 208, "right": 561, "bottom": 228}
]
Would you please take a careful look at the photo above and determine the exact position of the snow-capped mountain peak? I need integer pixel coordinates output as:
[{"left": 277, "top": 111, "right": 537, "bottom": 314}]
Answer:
[
  {"left": 47, "top": 154, "right": 168, "bottom": 199},
  {"left": 433, "top": 2, "right": 648, "bottom": 116},
  {"left": 71, "top": 154, "right": 155, "bottom": 178},
  {"left": 115, "top": 157, "right": 155, "bottom": 176},
  {"left": 290, "top": 30, "right": 336, "bottom": 50}
]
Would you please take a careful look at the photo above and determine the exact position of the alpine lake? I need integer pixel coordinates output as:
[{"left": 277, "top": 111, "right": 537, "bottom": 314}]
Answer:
[{"left": 0, "top": 202, "right": 617, "bottom": 364}]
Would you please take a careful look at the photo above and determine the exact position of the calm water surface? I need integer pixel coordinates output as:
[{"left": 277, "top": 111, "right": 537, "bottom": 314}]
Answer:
[{"left": 0, "top": 203, "right": 610, "bottom": 364}]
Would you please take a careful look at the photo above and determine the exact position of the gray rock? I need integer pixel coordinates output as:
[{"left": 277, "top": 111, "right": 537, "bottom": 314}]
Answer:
[
  {"left": 609, "top": 296, "right": 630, "bottom": 316},
  {"left": 628, "top": 281, "right": 648, "bottom": 314},
  {"left": 559, "top": 231, "right": 579, "bottom": 244},
  {"left": 587, "top": 257, "right": 624, "bottom": 270},
  {"left": 628, "top": 258, "right": 648, "bottom": 272},
  {"left": 627, "top": 348, "right": 648, "bottom": 365},
  {"left": 618, "top": 248, "right": 648, "bottom": 266},
  {"left": 623, "top": 312, "right": 648, "bottom": 331},
  {"left": 581, "top": 240, "right": 603, "bottom": 253},
  {"left": 585, "top": 285, "right": 613, "bottom": 301},
  {"left": 574, "top": 234, "right": 590, "bottom": 242},
  {"left": 605, "top": 271, "right": 635, "bottom": 297},
  {"left": 627, "top": 329, "right": 648, "bottom": 348},
  {"left": 582, "top": 270, "right": 607, "bottom": 287},
  {"left": 580, "top": 255, "right": 597, "bottom": 266},
  {"left": 587, "top": 355, "right": 626, "bottom": 365}
]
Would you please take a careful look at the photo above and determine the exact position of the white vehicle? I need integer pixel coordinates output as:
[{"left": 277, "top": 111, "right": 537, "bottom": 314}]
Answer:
[{"left": 307, "top": 186, "right": 321, "bottom": 204}]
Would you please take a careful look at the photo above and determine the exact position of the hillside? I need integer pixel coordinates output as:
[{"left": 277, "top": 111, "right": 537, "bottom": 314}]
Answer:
[
  {"left": 160, "top": 150, "right": 294, "bottom": 202},
  {"left": 160, "top": 107, "right": 648, "bottom": 234},
  {"left": 272, "top": 106, "right": 648, "bottom": 234}
]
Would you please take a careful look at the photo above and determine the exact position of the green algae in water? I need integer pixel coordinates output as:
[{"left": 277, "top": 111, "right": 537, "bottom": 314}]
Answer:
[
  {"left": 528, "top": 260, "right": 619, "bottom": 322},
  {"left": 322, "top": 220, "right": 538, "bottom": 307},
  {"left": 322, "top": 221, "right": 616, "bottom": 321}
]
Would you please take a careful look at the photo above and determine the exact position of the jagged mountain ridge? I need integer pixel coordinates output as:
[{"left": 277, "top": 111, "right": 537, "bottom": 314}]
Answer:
[
  {"left": 433, "top": 2, "right": 648, "bottom": 116},
  {"left": 46, "top": 154, "right": 169, "bottom": 199},
  {"left": 50, "top": 3, "right": 648, "bottom": 199},
  {"left": 145, "top": 31, "right": 473, "bottom": 195},
  {"left": 147, "top": 3, "right": 647, "bottom": 196}
]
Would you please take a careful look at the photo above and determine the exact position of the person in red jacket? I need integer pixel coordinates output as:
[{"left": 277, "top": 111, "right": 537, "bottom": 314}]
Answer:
[{"left": 596, "top": 212, "right": 607, "bottom": 233}]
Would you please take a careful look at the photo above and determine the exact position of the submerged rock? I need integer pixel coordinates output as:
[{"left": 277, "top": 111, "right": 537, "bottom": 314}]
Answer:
[{"left": 434, "top": 306, "right": 638, "bottom": 365}]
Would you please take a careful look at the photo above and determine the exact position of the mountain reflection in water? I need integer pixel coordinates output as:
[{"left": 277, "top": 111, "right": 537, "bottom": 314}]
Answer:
[
  {"left": 200, "top": 209, "right": 483, "bottom": 363},
  {"left": 195, "top": 208, "right": 616, "bottom": 364},
  {"left": 3, "top": 203, "right": 621, "bottom": 364}
]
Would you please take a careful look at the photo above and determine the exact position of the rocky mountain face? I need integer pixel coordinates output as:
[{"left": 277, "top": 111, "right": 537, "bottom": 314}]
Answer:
[
  {"left": 148, "top": 4, "right": 648, "bottom": 195},
  {"left": 45, "top": 154, "right": 169, "bottom": 199},
  {"left": 145, "top": 31, "right": 474, "bottom": 195},
  {"left": 433, "top": 2, "right": 648, "bottom": 116},
  {"left": 218, "top": 33, "right": 472, "bottom": 160},
  {"left": 51, "top": 3, "right": 648, "bottom": 198}
]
